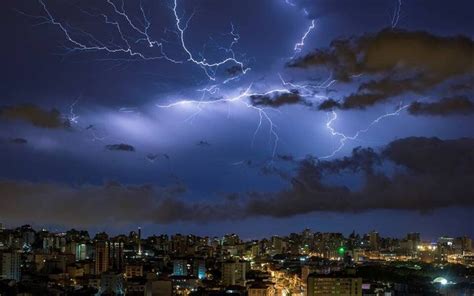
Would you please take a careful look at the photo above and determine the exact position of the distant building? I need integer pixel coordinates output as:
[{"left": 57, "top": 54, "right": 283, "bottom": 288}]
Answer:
[
  {"left": 172, "top": 257, "right": 206, "bottom": 279},
  {"left": 369, "top": 231, "right": 379, "bottom": 251},
  {"left": 307, "top": 273, "right": 362, "bottom": 296},
  {"left": 94, "top": 241, "right": 109, "bottom": 275},
  {"left": 0, "top": 250, "right": 21, "bottom": 281},
  {"left": 271, "top": 236, "right": 283, "bottom": 254},
  {"left": 222, "top": 260, "right": 248, "bottom": 286},
  {"left": 109, "top": 241, "right": 124, "bottom": 271},
  {"left": 172, "top": 259, "right": 187, "bottom": 276},
  {"left": 75, "top": 243, "right": 88, "bottom": 261}
]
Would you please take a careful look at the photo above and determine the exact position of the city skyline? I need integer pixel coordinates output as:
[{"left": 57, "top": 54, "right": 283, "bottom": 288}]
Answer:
[
  {"left": 1, "top": 0, "right": 473, "bottom": 238},
  {"left": 0, "top": 223, "right": 472, "bottom": 295}
]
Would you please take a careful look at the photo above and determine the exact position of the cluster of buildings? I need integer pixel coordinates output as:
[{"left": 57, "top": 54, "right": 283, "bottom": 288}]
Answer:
[{"left": 0, "top": 224, "right": 473, "bottom": 295}]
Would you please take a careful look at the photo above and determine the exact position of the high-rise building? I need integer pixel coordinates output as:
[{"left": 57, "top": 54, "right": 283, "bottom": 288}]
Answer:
[
  {"left": 271, "top": 236, "right": 283, "bottom": 254},
  {"left": 369, "top": 231, "right": 379, "bottom": 251},
  {"left": 95, "top": 241, "right": 109, "bottom": 275},
  {"left": 307, "top": 273, "right": 362, "bottom": 296},
  {"left": 172, "top": 259, "right": 187, "bottom": 276},
  {"left": 172, "top": 257, "right": 206, "bottom": 279},
  {"left": 192, "top": 258, "right": 206, "bottom": 280},
  {"left": 0, "top": 250, "right": 21, "bottom": 281},
  {"left": 222, "top": 260, "right": 248, "bottom": 286},
  {"left": 109, "top": 241, "right": 124, "bottom": 271},
  {"left": 75, "top": 243, "right": 88, "bottom": 261}
]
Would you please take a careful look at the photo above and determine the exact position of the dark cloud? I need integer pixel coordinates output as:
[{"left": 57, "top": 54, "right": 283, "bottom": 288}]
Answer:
[
  {"left": 408, "top": 96, "right": 474, "bottom": 116},
  {"left": 9, "top": 138, "right": 28, "bottom": 145},
  {"left": 340, "top": 77, "right": 427, "bottom": 109},
  {"left": 105, "top": 143, "right": 136, "bottom": 152},
  {"left": 450, "top": 78, "right": 474, "bottom": 92},
  {"left": 0, "top": 104, "right": 69, "bottom": 128},
  {"left": 0, "top": 180, "right": 240, "bottom": 226},
  {"left": 277, "top": 154, "right": 295, "bottom": 162},
  {"left": 197, "top": 140, "right": 211, "bottom": 147},
  {"left": 382, "top": 137, "right": 474, "bottom": 175},
  {"left": 146, "top": 153, "right": 170, "bottom": 163},
  {"left": 2, "top": 138, "right": 473, "bottom": 224},
  {"left": 290, "top": 29, "right": 474, "bottom": 109},
  {"left": 226, "top": 65, "right": 244, "bottom": 76},
  {"left": 244, "top": 137, "right": 474, "bottom": 217},
  {"left": 250, "top": 91, "right": 308, "bottom": 108},
  {"left": 318, "top": 99, "right": 341, "bottom": 110}
]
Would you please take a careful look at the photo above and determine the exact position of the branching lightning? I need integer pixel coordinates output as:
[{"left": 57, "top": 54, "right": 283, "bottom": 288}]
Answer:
[
  {"left": 33, "top": 0, "right": 249, "bottom": 81},
  {"left": 321, "top": 103, "right": 409, "bottom": 159},
  {"left": 170, "top": 0, "right": 249, "bottom": 80},
  {"left": 278, "top": 72, "right": 336, "bottom": 99},
  {"left": 29, "top": 0, "right": 412, "bottom": 162},
  {"left": 157, "top": 85, "right": 290, "bottom": 157}
]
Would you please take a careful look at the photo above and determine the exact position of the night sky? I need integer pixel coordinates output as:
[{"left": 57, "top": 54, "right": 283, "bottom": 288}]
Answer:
[{"left": 1, "top": 0, "right": 473, "bottom": 239}]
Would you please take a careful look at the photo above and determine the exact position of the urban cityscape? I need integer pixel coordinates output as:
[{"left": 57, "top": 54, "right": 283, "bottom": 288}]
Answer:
[
  {"left": 0, "top": 224, "right": 473, "bottom": 295},
  {"left": 2, "top": 0, "right": 474, "bottom": 295}
]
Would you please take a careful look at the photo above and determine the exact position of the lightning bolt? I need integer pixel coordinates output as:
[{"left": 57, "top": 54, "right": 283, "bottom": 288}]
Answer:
[
  {"left": 293, "top": 19, "right": 316, "bottom": 55},
  {"left": 278, "top": 72, "right": 336, "bottom": 99},
  {"left": 157, "top": 84, "right": 290, "bottom": 157},
  {"left": 32, "top": 0, "right": 249, "bottom": 81},
  {"left": 391, "top": 0, "right": 402, "bottom": 28},
  {"left": 170, "top": 0, "right": 250, "bottom": 80},
  {"left": 66, "top": 99, "right": 80, "bottom": 125},
  {"left": 284, "top": 0, "right": 296, "bottom": 7},
  {"left": 29, "top": 0, "right": 412, "bottom": 163},
  {"left": 321, "top": 103, "right": 409, "bottom": 159}
]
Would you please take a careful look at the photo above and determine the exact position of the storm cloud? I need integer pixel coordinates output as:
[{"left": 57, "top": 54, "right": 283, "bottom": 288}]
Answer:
[
  {"left": 0, "top": 181, "right": 236, "bottom": 226},
  {"left": 408, "top": 96, "right": 474, "bottom": 116},
  {"left": 0, "top": 104, "right": 69, "bottom": 128},
  {"left": 105, "top": 143, "right": 136, "bottom": 152},
  {"left": 244, "top": 137, "right": 474, "bottom": 217},
  {"left": 250, "top": 91, "right": 308, "bottom": 108},
  {"left": 2, "top": 137, "right": 473, "bottom": 225},
  {"left": 290, "top": 29, "right": 474, "bottom": 109}
]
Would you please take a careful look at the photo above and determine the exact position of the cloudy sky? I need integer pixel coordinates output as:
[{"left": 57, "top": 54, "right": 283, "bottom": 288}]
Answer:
[{"left": 1, "top": 0, "right": 473, "bottom": 239}]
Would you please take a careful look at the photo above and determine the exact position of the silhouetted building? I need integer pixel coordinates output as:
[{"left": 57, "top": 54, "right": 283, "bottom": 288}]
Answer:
[{"left": 95, "top": 241, "right": 109, "bottom": 275}]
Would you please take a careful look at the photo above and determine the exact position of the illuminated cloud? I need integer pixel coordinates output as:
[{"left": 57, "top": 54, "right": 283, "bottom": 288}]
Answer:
[{"left": 290, "top": 29, "right": 474, "bottom": 109}]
